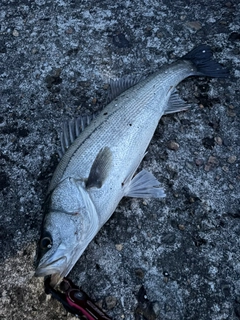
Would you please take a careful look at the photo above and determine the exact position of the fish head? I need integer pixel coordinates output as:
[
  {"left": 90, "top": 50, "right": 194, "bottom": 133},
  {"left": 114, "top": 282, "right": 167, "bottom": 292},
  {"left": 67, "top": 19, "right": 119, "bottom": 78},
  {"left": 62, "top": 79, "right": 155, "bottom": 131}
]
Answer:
[
  {"left": 35, "top": 177, "right": 99, "bottom": 280},
  {"left": 35, "top": 210, "right": 83, "bottom": 279}
]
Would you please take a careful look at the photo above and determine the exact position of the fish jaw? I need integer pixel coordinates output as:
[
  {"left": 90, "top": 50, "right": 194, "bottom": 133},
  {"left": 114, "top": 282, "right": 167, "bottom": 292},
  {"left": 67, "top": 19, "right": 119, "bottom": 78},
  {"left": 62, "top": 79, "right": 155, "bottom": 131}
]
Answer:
[
  {"left": 35, "top": 241, "right": 91, "bottom": 279},
  {"left": 35, "top": 243, "right": 68, "bottom": 277},
  {"left": 35, "top": 259, "right": 66, "bottom": 277}
]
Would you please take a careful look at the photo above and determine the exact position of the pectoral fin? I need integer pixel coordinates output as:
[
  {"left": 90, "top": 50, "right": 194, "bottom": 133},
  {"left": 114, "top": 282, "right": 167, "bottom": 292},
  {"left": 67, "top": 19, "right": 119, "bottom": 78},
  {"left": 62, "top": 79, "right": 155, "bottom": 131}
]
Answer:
[
  {"left": 124, "top": 169, "right": 165, "bottom": 199},
  {"left": 86, "top": 147, "right": 112, "bottom": 189}
]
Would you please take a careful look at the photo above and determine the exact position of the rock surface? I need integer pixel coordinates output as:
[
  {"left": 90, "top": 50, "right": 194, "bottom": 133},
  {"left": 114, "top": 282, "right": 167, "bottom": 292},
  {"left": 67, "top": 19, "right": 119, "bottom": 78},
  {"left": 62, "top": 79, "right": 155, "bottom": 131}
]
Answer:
[{"left": 0, "top": 0, "right": 239, "bottom": 319}]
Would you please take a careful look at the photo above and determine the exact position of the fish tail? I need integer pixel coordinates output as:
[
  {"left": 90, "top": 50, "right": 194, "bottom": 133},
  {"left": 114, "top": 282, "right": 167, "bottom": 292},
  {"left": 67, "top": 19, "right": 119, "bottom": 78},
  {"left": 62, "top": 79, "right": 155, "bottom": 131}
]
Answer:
[{"left": 182, "top": 45, "right": 229, "bottom": 78}]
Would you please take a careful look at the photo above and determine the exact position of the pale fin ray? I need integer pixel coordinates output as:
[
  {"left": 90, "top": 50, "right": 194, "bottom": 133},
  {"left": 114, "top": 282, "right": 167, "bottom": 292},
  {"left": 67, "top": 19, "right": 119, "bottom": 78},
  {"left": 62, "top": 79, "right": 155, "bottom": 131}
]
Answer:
[
  {"left": 124, "top": 169, "right": 165, "bottom": 198},
  {"left": 164, "top": 90, "right": 190, "bottom": 115},
  {"left": 58, "top": 115, "right": 95, "bottom": 158},
  {"left": 107, "top": 75, "right": 142, "bottom": 102}
]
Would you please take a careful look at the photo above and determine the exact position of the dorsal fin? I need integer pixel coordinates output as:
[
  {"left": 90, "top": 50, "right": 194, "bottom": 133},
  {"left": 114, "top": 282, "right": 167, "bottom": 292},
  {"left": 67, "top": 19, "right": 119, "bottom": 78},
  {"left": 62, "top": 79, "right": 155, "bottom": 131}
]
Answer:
[
  {"left": 107, "top": 75, "right": 142, "bottom": 102},
  {"left": 57, "top": 75, "right": 142, "bottom": 158},
  {"left": 58, "top": 114, "right": 95, "bottom": 158}
]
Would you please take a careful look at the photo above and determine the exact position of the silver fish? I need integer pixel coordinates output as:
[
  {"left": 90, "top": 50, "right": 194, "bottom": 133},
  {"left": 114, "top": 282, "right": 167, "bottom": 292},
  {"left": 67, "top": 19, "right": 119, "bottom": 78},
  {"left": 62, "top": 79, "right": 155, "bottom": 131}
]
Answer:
[{"left": 35, "top": 45, "right": 227, "bottom": 282}]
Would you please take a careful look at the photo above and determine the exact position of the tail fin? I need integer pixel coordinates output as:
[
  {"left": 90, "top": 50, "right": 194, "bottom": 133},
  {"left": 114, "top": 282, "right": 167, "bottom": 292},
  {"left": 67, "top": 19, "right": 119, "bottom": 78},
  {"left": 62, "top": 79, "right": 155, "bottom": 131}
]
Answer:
[{"left": 182, "top": 45, "right": 229, "bottom": 78}]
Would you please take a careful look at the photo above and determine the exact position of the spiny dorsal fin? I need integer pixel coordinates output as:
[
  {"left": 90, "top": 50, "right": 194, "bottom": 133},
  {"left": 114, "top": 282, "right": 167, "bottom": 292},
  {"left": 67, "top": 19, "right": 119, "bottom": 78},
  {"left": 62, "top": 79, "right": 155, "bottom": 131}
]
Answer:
[
  {"left": 58, "top": 75, "right": 141, "bottom": 158},
  {"left": 107, "top": 75, "right": 142, "bottom": 102},
  {"left": 86, "top": 146, "right": 112, "bottom": 189},
  {"left": 58, "top": 115, "right": 95, "bottom": 158}
]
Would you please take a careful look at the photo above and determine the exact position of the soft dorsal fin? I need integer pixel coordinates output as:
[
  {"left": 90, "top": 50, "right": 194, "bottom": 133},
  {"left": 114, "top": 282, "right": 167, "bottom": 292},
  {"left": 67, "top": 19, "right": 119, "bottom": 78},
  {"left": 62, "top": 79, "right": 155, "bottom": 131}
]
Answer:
[
  {"left": 58, "top": 115, "right": 95, "bottom": 158},
  {"left": 107, "top": 75, "right": 142, "bottom": 102}
]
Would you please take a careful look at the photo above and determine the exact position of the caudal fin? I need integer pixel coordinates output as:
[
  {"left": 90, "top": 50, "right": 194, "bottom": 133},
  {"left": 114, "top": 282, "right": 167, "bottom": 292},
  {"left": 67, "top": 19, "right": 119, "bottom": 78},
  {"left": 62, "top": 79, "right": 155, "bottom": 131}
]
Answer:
[{"left": 182, "top": 45, "right": 229, "bottom": 78}]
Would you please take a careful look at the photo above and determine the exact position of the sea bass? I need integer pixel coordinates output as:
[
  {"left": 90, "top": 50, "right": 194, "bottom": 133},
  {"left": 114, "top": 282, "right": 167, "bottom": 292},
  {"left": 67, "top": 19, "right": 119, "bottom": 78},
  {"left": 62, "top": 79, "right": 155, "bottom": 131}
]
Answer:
[{"left": 35, "top": 45, "right": 228, "bottom": 282}]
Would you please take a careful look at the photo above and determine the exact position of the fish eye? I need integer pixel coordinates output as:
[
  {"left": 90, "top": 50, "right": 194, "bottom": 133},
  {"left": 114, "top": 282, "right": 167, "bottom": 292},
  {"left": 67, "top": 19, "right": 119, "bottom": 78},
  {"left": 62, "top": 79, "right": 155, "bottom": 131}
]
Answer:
[{"left": 40, "top": 236, "right": 52, "bottom": 249}]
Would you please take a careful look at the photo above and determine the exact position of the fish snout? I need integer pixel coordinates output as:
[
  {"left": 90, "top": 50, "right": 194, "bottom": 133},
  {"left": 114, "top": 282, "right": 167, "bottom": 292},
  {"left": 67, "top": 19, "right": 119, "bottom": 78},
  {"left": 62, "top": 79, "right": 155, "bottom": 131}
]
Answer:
[{"left": 35, "top": 255, "right": 67, "bottom": 278}]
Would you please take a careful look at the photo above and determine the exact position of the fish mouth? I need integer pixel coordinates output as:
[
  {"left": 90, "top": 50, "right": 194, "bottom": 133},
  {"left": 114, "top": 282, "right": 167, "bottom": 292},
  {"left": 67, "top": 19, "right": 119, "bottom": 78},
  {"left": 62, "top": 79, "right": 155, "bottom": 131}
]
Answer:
[{"left": 35, "top": 256, "right": 67, "bottom": 277}]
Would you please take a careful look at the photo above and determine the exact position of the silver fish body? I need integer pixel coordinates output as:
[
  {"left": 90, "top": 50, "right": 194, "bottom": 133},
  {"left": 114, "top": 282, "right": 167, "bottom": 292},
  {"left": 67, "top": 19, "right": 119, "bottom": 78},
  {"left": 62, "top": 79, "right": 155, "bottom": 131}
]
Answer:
[
  {"left": 35, "top": 45, "right": 228, "bottom": 280},
  {"left": 48, "top": 62, "right": 189, "bottom": 219}
]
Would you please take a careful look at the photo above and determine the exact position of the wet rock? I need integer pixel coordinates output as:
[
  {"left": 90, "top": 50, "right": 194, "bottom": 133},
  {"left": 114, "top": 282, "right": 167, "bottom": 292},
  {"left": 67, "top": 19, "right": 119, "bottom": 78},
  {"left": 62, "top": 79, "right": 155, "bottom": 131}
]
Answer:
[
  {"left": 12, "top": 29, "right": 19, "bottom": 37},
  {"left": 222, "top": 165, "right": 229, "bottom": 172},
  {"left": 112, "top": 33, "right": 131, "bottom": 48},
  {"left": 0, "top": 116, "right": 6, "bottom": 127},
  {"left": 0, "top": 172, "right": 9, "bottom": 191},
  {"left": 45, "top": 68, "right": 62, "bottom": 90},
  {"left": 167, "top": 140, "right": 179, "bottom": 151},
  {"left": 18, "top": 127, "right": 29, "bottom": 138},
  {"left": 215, "top": 136, "right": 222, "bottom": 145},
  {"left": 115, "top": 243, "right": 123, "bottom": 251},
  {"left": 227, "top": 109, "right": 236, "bottom": 117},
  {"left": 193, "top": 235, "right": 207, "bottom": 247},
  {"left": 204, "top": 156, "right": 218, "bottom": 171},
  {"left": 208, "top": 156, "right": 218, "bottom": 165},
  {"left": 186, "top": 21, "right": 202, "bottom": 31},
  {"left": 222, "top": 137, "right": 232, "bottom": 147},
  {"left": 0, "top": 40, "right": 7, "bottom": 53},
  {"left": 202, "top": 137, "right": 215, "bottom": 149},
  {"left": 178, "top": 224, "right": 185, "bottom": 231},
  {"left": 225, "top": 1, "right": 233, "bottom": 7},
  {"left": 208, "top": 118, "right": 220, "bottom": 131},
  {"left": 135, "top": 286, "right": 160, "bottom": 320},
  {"left": 204, "top": 164, "right": 211, "bottom": 171},
  {"left": 161, "top": 233, "right": 176, "bottom": 245},
  {"left": 195, "top": 158, "right": 204, "bottom": 166},
  {"left": 234, "top": 304, "right": 240, "bottom": 318},
  {"left": 227, "top": 155, "right": 237, "bottom": 164},
  {"left": 135, "top": 268, "right": 145, "bottom": 279},
  {"left": 228, "top": 32, "right": 240, "bottom": 41},
  {"left": 105, "top": 295, "right": 117, "bottom": 310},
  {"left": 186, "top": 162, "right": 193, "bottom": 170}
]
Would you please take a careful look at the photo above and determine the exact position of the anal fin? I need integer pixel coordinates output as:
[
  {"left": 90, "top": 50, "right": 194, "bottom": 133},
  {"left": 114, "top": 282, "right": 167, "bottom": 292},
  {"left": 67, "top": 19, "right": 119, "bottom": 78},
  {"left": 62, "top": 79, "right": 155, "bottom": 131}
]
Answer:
[
  {"left": 124, "top": 169, "right": 165, "bottom": 199},
  {"left": 164, "top": 90, "right": 190, "bottom": 115}
]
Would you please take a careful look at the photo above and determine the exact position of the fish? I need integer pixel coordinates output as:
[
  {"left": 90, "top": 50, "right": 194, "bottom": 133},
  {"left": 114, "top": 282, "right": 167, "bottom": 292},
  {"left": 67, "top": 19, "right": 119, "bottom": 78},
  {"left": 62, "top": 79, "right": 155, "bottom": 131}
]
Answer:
[{"left": 35, "top": 45, "right": 228, "bottom": 283}]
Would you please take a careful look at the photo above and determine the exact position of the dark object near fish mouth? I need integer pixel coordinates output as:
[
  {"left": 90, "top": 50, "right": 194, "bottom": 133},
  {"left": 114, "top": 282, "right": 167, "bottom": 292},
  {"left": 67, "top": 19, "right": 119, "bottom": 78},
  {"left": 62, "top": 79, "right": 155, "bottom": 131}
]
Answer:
[{"left": 44, "top": 277, "right": 113, "bottom": 319}]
